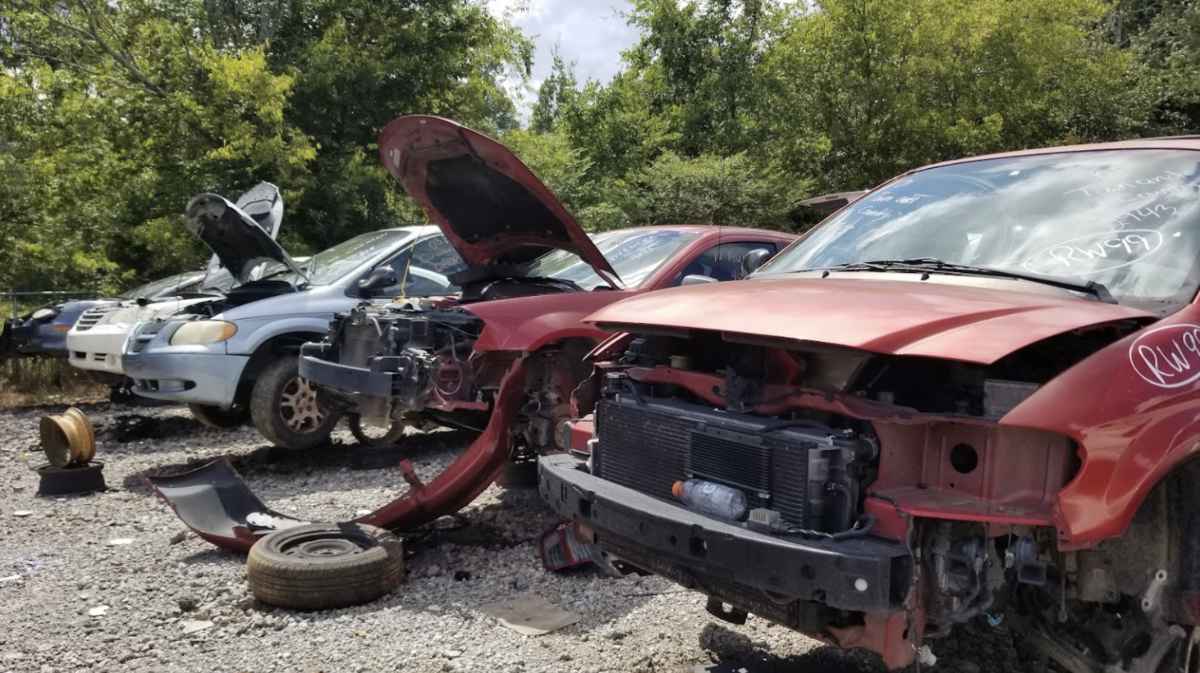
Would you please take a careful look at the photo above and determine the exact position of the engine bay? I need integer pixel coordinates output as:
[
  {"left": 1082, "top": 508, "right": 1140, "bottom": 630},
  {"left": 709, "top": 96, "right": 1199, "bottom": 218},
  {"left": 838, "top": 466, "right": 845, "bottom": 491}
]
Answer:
[{"left": 567, "top": 323, "right": 1189, "bottom": 671}]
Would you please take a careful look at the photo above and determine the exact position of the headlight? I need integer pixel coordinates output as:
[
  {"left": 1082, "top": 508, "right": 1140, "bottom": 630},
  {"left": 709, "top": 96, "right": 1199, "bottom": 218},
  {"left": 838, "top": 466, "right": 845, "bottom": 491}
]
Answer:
[
  {"left": 169, "top": 321, "right": 237, "bottom": 346},
  {"left": 32, "top": 307, "right": 59, "bottom": 321}
]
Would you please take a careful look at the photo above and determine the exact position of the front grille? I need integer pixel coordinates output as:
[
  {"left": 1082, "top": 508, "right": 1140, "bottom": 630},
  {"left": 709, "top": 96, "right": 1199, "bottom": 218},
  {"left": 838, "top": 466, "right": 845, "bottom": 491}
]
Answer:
[
  {"left": 594, "top": 396, "right": 857, "bottom": 529},
  {"left": 74, "top": 305, "right": 117, "bottom": 331}
]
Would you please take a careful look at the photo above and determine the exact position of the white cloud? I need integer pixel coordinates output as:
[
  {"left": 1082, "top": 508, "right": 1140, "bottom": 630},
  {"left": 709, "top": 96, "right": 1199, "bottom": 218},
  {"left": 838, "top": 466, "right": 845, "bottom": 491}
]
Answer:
[{"left": 487, "top": 0, "right": 638, "bottom": 121}]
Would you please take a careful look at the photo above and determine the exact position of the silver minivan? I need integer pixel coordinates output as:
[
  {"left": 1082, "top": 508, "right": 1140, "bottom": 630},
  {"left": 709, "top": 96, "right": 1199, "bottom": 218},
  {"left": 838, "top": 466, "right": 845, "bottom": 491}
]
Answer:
[{"left": 123, "top": 186, "right": 463, "bottom": 448}]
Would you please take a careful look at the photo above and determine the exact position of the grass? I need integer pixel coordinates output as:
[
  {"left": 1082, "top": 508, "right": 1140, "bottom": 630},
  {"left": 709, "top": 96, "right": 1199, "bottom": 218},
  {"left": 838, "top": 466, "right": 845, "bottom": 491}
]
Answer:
[{"left": 0, "top": 357, "right": 109, "bottom": 409}]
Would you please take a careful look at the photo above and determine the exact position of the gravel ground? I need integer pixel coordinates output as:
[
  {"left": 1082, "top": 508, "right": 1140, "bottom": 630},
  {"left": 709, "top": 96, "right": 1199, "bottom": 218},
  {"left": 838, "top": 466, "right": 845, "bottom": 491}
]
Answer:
[{"left": 0, "top": 403, "right": 1020, "bottom": 673}]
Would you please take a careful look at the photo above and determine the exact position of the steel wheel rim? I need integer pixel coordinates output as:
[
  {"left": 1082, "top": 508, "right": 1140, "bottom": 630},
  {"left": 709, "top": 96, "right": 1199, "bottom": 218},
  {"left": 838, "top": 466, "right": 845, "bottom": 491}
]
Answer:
[
  {"left": 278, "top": 532, "right": 369, "bottom": 559},
  {"left": 289, "top": 539, "right": 361, "bottom": 558},
  {"left": 279, "top": 376, "right": 326, "bottom": 433}
]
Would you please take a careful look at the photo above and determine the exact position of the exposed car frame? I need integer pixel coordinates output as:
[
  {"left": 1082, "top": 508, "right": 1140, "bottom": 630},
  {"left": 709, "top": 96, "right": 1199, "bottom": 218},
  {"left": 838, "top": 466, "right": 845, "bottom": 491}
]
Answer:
[{"left": 540, "top": 138, "right": 1200, "bottom": 672}]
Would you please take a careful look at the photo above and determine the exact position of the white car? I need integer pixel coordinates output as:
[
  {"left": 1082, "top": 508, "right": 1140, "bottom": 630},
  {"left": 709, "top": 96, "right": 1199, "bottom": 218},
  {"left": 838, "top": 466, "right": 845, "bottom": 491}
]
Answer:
[{"left": 67, "top": 183, "right": 281, "bottom": 382}]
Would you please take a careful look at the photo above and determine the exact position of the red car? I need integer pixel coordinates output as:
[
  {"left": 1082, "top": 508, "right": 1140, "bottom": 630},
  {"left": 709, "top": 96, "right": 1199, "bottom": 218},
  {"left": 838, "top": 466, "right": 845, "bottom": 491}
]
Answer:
[
  {"left": 152, "top": 116, "right": 793, "bottom": 550},
  {"left": 539, "top": 139, "right": 1200, "bottom": 671}
]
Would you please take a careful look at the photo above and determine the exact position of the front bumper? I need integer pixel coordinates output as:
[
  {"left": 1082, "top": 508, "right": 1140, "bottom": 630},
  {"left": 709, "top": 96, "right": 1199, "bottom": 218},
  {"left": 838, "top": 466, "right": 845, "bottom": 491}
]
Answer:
[
  {"left": 124, "top": 350, "right": 249, "bottom": 406},
  {"left": 299, "top": 345, "right": 394, "bottom": 398},
  {"left": 3, "top": 320, "right": 67, "bottom": 357},
  {"left": 538, "top": 453, "right": 911, "bottom": 614},
  {"left": 67, "top": 327, "right": 130, "bottom": 374}
]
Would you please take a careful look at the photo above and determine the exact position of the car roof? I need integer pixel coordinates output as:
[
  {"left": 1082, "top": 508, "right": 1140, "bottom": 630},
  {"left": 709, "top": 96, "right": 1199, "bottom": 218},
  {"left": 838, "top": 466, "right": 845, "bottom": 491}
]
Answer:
[
  {"left": 915, "top": 136, "right": 1200, "bottom": 174},
  {"left": 379, "top": 224, "right": 442, "bottom": 238},
  {"left": 378, "top": 224, "right": 792, "bottom": 243},
  {"left": 604, "top": 224, "right": 796, "bottom": 240}
]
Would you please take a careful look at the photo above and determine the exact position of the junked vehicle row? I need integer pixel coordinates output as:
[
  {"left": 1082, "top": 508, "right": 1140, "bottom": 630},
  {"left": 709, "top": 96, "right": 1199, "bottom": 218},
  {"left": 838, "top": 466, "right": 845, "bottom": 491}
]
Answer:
[
  {"left": 19, "top": 115, "right": 1200, "bottom": 672},
  {"left": 2, "top": 184, "right": 283, "bottom": 365},
  {"left": 64, "top": 183, "right": 283, "bottom": 385}
]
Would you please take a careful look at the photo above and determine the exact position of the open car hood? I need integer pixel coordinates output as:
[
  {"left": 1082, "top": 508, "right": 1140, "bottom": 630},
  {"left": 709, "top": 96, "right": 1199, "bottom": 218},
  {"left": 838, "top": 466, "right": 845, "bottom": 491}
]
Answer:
[
  {"left": 185, "top": 182, "right": 303, "bottom": 285},
  {"left": 586, "top": 275, "right": 1154, "bottom": 365},
  {"left": 378, "top": 115, "right": 618, "bottom": 283}
]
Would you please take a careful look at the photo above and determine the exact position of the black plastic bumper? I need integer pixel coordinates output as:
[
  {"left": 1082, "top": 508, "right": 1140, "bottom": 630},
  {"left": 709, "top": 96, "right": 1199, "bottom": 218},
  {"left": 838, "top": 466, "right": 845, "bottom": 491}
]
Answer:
[
  {"left": 299, "top": 343, "right": 393, "bottom": 397},
  {"left": 538, "top": 453, "right": 911, "bottom": 613}
]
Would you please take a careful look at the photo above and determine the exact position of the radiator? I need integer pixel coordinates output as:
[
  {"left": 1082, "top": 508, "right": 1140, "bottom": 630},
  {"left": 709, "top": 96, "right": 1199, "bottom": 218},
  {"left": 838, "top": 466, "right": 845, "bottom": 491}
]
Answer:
[{"left": 593, "top": 396, "right": 861, "bottom": 530}]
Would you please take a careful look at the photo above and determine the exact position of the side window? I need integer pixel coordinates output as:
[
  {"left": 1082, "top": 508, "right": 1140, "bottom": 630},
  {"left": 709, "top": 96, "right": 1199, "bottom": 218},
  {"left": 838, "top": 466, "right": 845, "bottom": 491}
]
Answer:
[
  {"left": 363, "top": 240, "right": 464, "bottom": 299},
  {"left": 411, "top": 236, "right": 466, "bottom": 276},
  {"left": 403, "top": 268, "right": 455, "bottom": 296},
  {"left": 673, "top": 242, "right": 778, "bottom": 285}
]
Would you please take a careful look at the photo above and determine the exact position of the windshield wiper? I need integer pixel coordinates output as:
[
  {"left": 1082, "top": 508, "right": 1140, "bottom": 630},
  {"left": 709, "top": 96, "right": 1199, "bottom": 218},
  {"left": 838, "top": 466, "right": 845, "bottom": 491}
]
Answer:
[{"left": 815, "top": 257, "right": 1116, "bottom": 304}]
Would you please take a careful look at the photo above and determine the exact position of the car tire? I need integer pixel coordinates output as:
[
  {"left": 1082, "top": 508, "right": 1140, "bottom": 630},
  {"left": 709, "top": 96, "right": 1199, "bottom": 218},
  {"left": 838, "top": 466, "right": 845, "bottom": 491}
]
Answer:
[
  {"left": 188, "top": 403, "right": 249, "bottom": 429},
  {"left": 347, "top": 414, "right": 407, "bottom": 447},
  {"left": 250, "top": 356, "right": 339, "bottom": 450},
  {"left": 246, "top": 523, "right": 404, "bottom": 610}
]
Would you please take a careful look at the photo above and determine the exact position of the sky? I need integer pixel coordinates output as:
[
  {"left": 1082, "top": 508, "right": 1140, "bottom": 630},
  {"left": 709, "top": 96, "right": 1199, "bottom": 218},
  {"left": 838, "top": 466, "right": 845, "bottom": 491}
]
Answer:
[{"left": 486, "top": 0, "right": 639, "bottom": 117}]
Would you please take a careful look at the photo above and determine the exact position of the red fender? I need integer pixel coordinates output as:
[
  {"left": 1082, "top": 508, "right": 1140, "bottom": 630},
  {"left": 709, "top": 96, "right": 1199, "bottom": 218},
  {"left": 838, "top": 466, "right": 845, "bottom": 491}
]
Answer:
[
  {"left": 356, "top": 356, "right": 529, "bottom": 529},
  {"left": 1002, "top": 306, "right": 1200, "bottom": 550}
]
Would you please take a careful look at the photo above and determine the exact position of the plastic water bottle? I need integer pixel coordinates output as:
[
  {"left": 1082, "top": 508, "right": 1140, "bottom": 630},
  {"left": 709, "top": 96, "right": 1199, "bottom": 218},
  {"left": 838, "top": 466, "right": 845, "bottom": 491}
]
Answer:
[{"left": 672, "top": 479, "right": 748, "bottom": 521}]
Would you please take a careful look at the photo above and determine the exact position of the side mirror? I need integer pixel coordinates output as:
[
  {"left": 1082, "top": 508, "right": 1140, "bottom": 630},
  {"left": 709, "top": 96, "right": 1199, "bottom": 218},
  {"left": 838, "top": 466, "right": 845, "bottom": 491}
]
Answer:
[
  {"left": 740, "top": 249, "right": 772, "bottom": 278},
  {"left": 357, "top": 267, "right": 398, "bottom": 293},
  {"left": 681, "top": 274, "right": 719, "bottom": 287}
]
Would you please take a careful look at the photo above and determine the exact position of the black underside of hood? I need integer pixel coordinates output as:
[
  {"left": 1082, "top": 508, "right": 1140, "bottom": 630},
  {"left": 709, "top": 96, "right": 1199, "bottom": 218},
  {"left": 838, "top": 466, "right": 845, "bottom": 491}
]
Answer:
[{"left": 425, "top": 155, "right": 572, "bottom": 266}]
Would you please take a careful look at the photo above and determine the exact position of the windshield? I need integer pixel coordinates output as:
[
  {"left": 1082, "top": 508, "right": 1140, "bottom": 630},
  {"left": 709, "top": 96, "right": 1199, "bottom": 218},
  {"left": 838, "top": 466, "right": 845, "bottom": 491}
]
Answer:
[
  {"left": 119, "top": 271, "right": 205, "bottom": 300},
  {"left": 760, "top": 149, "right": 1200, "bottom": 310},
  {"left": 289, "top": 230, "right": 417, "bottom": 286},
  {"left": 525, "top": 229, "right": 700, "bottom": 289}
]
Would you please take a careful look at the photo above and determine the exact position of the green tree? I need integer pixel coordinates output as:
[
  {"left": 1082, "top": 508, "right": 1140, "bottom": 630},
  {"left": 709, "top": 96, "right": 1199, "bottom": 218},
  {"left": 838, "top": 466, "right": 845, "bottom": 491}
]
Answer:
[
  {"left": 501, "top": 128, "right": 596, "bottom": 215},
  {"left": 557, "top": 72, "right": 679, "bottom": 181},
  {"left": 555, "top": 0, "right": 782, "bottom": 180},
  {"left": 624, "top": 0, "right": 782, "bottom": 155},
  {"left": 610, "top": 151, "right": 809, "bottom": 229},
  {"left": 0, "top": 0, "right": 530, "bottom": 292},
  {"left": 254, "top": 0, "right": 533, "bottom": 251},
  {"left": 1, "top": 0, "right": 314, "bottom": 292},
  {"left": 1123, "top": 0, "right": 1200, "bottom": 132},
  {"left": 530, "top": 49, "right": 579, "bottom": 133},
  {"left": 759, "top": 0, "right": 1147, "bottom": 191}
]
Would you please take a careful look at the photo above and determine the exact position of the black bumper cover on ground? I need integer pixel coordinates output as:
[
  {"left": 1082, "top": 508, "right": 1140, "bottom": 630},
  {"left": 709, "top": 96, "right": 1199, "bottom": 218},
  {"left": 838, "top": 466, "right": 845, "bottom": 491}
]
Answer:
[{"left": 538, "top": 453, "right": 911, "bottom": 614}]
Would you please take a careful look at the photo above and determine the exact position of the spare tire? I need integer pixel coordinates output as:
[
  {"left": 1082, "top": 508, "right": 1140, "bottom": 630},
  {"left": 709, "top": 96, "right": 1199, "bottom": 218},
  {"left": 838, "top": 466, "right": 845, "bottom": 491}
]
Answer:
[{"left": 246, "top": 523, "right": 404, "bottom": 610}]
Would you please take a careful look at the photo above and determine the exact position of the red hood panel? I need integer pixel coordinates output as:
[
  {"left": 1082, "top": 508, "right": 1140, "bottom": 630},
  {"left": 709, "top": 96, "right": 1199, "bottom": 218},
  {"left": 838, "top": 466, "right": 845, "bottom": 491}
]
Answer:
[
  {"left": 585, "top": 276, "right": 1153, "bottom": 364},
  {"left": 378, "top": 115, "right": 617, "bottom": 281}
]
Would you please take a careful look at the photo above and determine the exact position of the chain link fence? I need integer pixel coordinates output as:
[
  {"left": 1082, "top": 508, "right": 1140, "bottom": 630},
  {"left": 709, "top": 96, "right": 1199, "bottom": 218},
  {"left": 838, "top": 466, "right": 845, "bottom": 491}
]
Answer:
[{"left": 4, "top": 289, "right": 101, "bottom": 320}]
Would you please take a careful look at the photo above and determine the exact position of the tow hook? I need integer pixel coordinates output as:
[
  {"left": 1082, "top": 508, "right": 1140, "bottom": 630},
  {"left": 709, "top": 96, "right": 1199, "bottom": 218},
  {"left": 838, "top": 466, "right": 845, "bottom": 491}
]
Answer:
[{"left": 1142, "top": 569, "right": 1169, "bottom": 616}]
